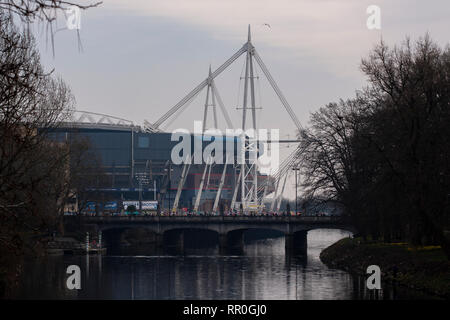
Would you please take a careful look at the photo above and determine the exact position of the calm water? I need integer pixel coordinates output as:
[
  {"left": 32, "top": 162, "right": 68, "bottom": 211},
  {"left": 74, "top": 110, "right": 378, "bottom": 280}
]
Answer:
[{"left": 14, "top": 229, "right": 434, "bottom": 299}]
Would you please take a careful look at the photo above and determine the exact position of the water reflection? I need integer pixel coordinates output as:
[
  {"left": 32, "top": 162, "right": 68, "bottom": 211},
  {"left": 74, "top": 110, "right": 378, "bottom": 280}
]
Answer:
[{"left": 14, "top": 229, "right": 435, "bottom": 300}]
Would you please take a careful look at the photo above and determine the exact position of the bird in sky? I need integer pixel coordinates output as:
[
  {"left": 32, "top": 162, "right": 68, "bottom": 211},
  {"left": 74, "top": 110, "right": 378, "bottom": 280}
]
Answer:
[{"left": 262, "top": 23, "right": 271, "bottom": 28}]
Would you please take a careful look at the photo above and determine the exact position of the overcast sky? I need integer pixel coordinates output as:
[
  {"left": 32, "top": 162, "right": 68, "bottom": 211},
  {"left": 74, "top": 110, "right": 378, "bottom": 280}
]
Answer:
[{"left": 34, "top": 0, "right": 450, "bottom": 198}]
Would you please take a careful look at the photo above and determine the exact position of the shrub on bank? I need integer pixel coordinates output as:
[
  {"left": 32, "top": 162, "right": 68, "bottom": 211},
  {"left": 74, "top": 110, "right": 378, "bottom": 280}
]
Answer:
[{"left": 320, "top": 238, "right": 450, "bottom": 299}]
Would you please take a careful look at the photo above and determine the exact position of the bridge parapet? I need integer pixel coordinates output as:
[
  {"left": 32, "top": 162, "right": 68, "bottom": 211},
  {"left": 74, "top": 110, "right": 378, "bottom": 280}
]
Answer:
[
  {"left": 64, "top": 215, "right": 353, "bottom": 235},
  {"left": 69, "top": 215, "right": 343, "bottom": 224}
]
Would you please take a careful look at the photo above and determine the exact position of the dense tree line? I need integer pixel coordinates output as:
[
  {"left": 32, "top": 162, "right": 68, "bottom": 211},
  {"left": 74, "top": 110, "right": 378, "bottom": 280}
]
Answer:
[
  {"left": 0, "top": 10, "right": 72, "bottom": 296},
  {"left": 0, "top": 6, "right": 99, "bottom": 296},
  {"left": 299, "top": 36, "right": 450, "bottom": 259}
]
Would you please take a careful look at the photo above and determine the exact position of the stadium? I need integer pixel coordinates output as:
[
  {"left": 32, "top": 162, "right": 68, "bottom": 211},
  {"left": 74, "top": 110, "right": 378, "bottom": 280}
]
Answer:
[{"left": 50, "top": 111, "right": 274, "bottom": 215}]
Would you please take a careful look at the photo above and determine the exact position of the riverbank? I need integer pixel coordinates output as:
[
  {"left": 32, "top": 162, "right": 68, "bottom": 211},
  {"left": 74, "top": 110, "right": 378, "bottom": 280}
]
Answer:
[{"left": 320, "top": 238, "right": 450, "bottom": 299}]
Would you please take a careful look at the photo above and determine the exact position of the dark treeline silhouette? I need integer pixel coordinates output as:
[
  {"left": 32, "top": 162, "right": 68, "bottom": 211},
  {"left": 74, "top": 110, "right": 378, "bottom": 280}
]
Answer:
[
  {"left": 299, "top": 35, "right": 450, "bottom": 259},
  {"left": 266, "top": 197, "right": 342, "bottom": 216},
  {"left": 0, "top": 11, "right": 72, "bottom": 296},
  {"left": 0, "top": 6, "right": 99, "bottom": 296}
]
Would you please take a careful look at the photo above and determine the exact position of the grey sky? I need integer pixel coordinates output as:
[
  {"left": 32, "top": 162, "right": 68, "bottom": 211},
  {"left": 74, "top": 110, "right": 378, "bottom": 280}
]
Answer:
[
  {"left": 34, "top": 0, "right": 450, "bottom": 198},
  {"left": 37, "top": 0, "right": 450, "bottom": 131}
]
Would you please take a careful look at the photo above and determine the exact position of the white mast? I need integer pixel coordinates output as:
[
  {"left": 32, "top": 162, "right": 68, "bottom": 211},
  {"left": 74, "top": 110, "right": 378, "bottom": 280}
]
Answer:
[{"left": 240, "top": 25, "right": 259, "bottom": 213}]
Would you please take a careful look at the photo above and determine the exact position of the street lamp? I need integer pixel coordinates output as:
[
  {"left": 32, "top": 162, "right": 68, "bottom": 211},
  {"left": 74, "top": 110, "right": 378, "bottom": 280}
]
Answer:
[
  {"left": 292, "top": 167, "right": 300, "bottom": 216},
  {"left": 164, "top": 162, "right": 173, "bottom": 214},
  {"left": 139, "top": 178, "right": 142, "bottom": 211}
]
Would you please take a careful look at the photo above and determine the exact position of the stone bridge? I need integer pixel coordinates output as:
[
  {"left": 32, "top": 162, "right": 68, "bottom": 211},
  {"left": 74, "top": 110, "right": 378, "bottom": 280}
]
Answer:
[{"left": 65, "top": 215, "right": 354, "bottom": 255}]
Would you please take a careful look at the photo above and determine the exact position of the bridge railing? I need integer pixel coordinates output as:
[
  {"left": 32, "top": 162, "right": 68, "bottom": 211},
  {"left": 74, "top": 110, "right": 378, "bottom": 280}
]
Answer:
[{"left": 65, "top": 215, "right": 343, "bottom": 223}]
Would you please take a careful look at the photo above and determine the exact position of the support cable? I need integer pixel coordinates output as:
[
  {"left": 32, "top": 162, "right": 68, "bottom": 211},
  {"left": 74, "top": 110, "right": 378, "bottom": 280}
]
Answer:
[{"left": 153, "top": 45, "right": 248, "bottom": 128}]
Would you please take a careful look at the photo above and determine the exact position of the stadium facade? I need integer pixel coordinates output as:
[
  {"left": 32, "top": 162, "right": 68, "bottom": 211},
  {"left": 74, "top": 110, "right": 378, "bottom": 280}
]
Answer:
[{"left": 50, "top": 121, "right": 273, "bottom": 214}]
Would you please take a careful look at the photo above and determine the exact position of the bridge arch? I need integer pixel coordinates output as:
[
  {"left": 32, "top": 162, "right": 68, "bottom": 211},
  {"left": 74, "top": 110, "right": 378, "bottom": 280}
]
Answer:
[
  {"left": 163, "top": 227, "right": 221, "bottom": 250},
  {"left": 97, "top": 223, "right": 160, "bottom": 234},
  {"left": 159, "top": 225, "right": 221, "bottom": 235},
  {"left": 101, "top": 226, "right": 160, "bottom": 254},
  {"left": 223, "top": 225, "right": 288, "bottom": 235}
]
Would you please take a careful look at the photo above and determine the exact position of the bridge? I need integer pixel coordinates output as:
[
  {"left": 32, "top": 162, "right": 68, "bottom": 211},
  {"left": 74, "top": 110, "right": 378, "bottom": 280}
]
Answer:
[{"left": 65, "top": 215, "right": 354, "bottom": 255}]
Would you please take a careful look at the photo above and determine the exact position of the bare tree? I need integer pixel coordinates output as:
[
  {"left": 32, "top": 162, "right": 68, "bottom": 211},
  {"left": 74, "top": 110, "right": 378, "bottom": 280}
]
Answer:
[
  {"left": 360, "top": 35, "right": 450, "bottom": 253},
  {"left": 0, "top": 1, "right": 101, "bottom": 23},
  {"left": 299, "top": 35, "right": 450, "bottom": 257},
  {"left": 65, "top": 134, "right": 107, "bottom": 216},
  {"left": 0, "top": 11, "right": 77, "bottom": 296}
]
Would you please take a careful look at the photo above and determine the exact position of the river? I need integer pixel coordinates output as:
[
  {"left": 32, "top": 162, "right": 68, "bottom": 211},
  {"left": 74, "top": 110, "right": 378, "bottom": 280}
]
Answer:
[{"left": 13, "top": 229, "right": 434, "bottom": 299}]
